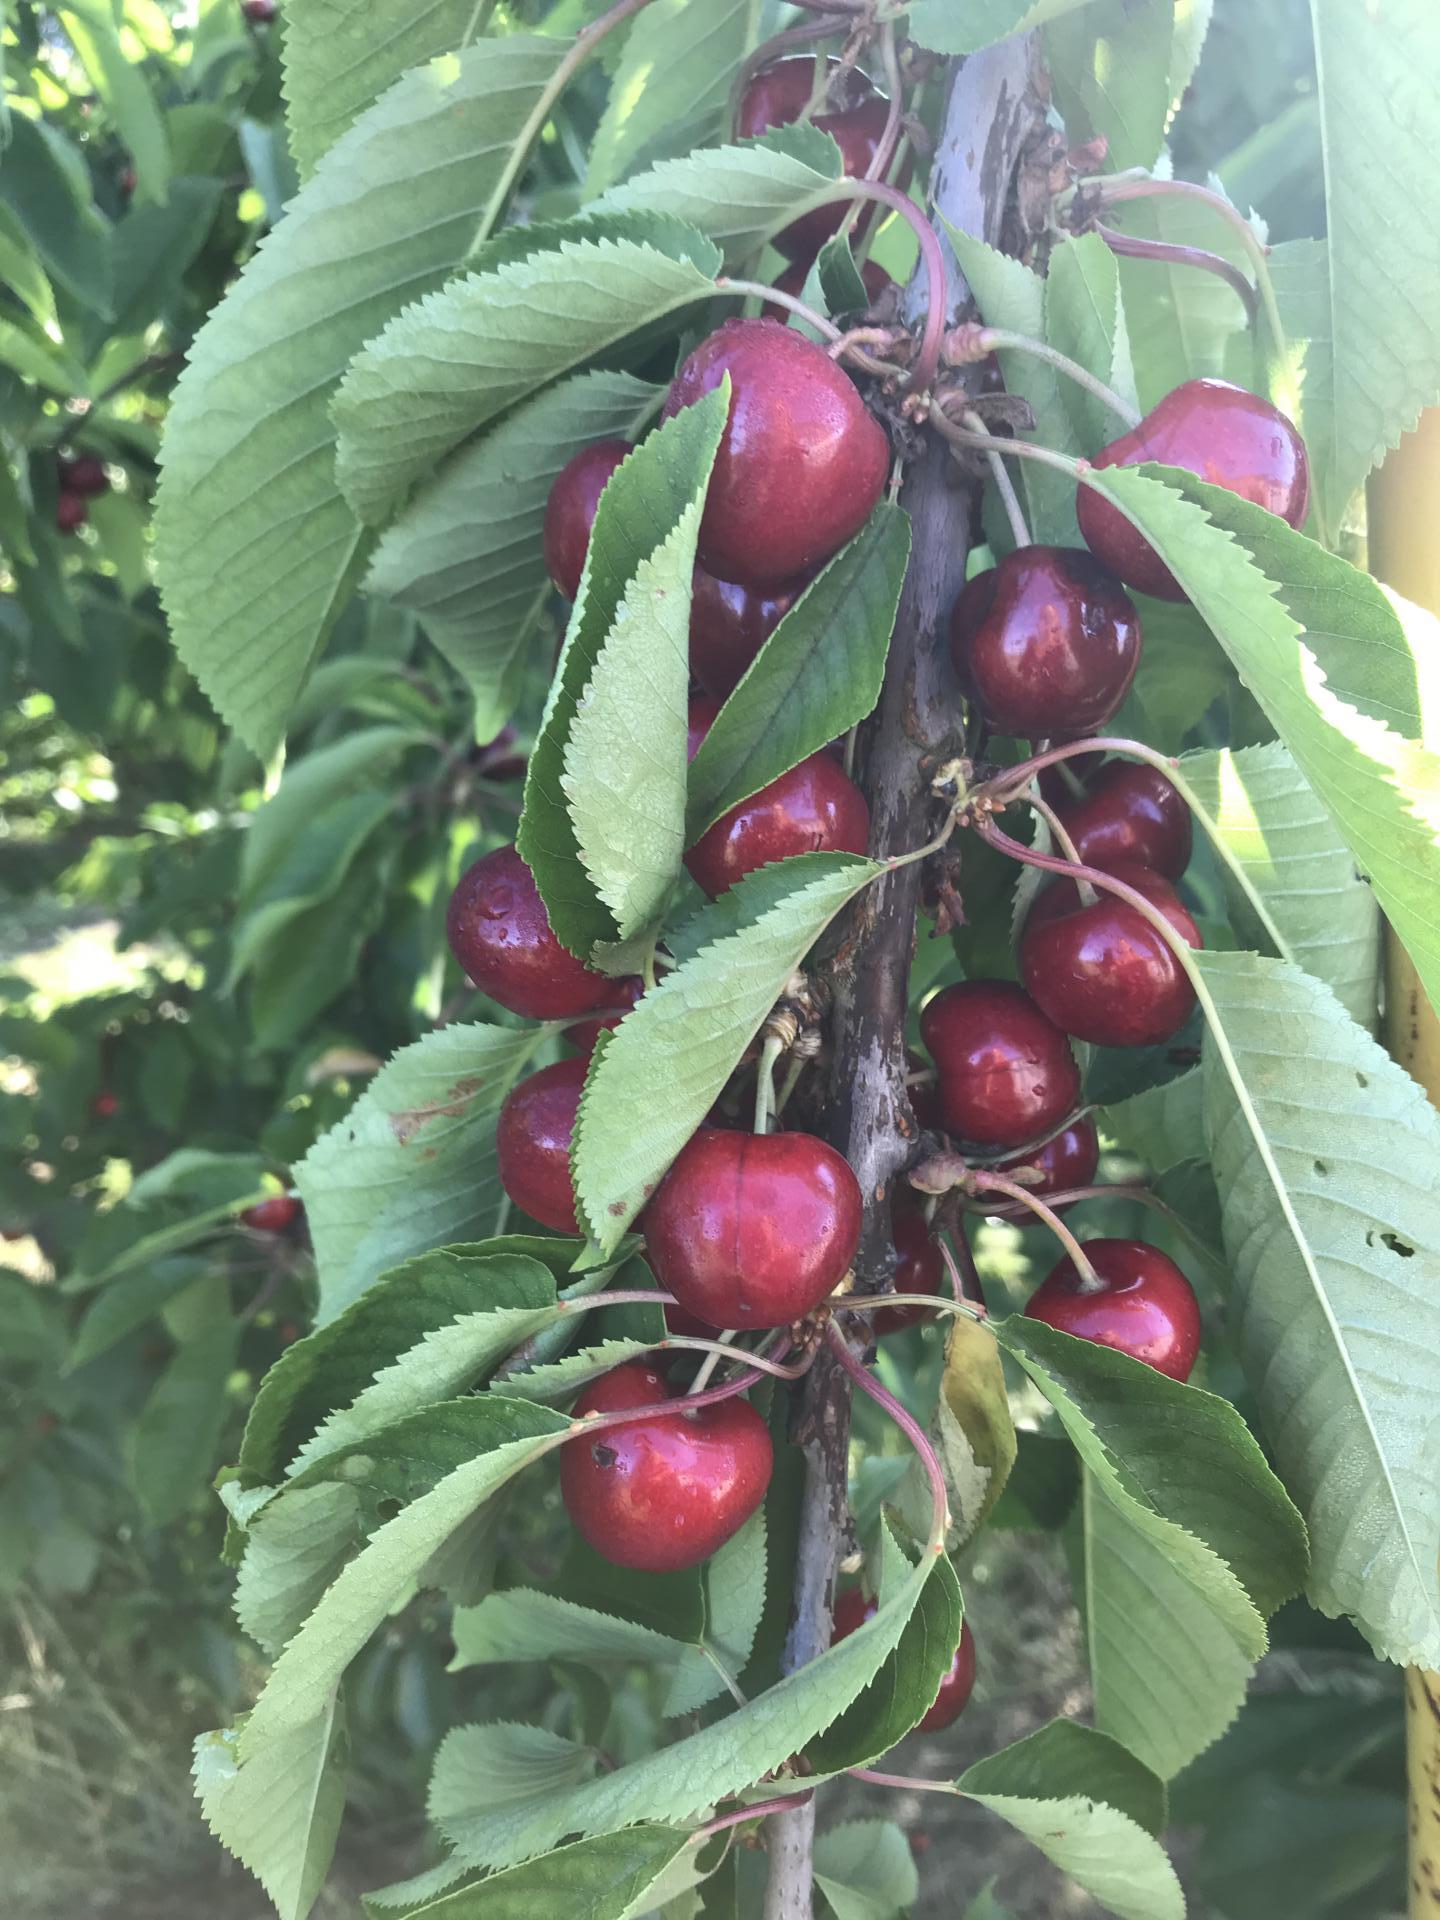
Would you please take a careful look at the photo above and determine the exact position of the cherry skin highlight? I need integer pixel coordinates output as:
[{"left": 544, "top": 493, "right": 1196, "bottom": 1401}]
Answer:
[
  {"left": 240, "top": 1195, "right": 300, "bottom": 1233},
  {"left": 1024, "top": 1238, "right": 1201, "bottom": 1381},
  {"left": 561, "top": 1362, "right": 772, "bottom": 1571},
  {"left": 919, "top": 981, "right": 1081, "bottom": 1149},
  {"left": 543, "top": 438, "right": 629, "bottom": 600},
  {"left": 736, "top": 58, "right": 891, "bottom": 261},
  {"left": 1020, "top": 862, "right": 1201, "bottom": 1048},
  {"left": 949, "top": 546, "right": 1141, "bottom": 739},
  {"left": 643, "top": 1128, "right": 863, "bottom": 1330},
  {"left": 1047, "top": 759, "right": 1192, "bottom": 879},
  {"left": 1077, "top": 379, "right": 1310, "bottom": 601},
  {"left": 832, "top": 1591, "right": 978, "bottom": 1731},
  {"left": 496, "top": 1057, "right": 587, "bottom": 1235},
  {"left": 874, "top": 1197, "right": 945, "bottom": 1334},
  {"left": 663, "top": 318, "right": 889, "bottom": 586},
  {"left": 447, "top": 843, "right": 614, "bottom": 1021},
  {"left": 565, "top": 977, "right": 645, "bottom": 1055},
  {"left": 689, "top": 566, "right": 807, "bottom": 699}
]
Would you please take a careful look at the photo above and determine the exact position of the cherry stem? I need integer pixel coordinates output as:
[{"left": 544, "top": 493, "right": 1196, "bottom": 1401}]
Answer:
[
  {"left": 718, "top": 276, "right": 841, "bottom": 340},
  {"left": 937, "top": 1237, "right": 971, "bottom": 1310},
  {"left": 796, "top": 180, "right": 948, "bottom": 392},
  {"left": 847, "top": 1765, "right": 957, "bottom": 1796},
  {"left": 928, "top": 406, "right": 1084, "bottom": 485},
  {"left": 839, "top": 1290, "right": 985, "bottom": 1326},
  {"left": 774, "top": 1049, "right": 810, "bottom": 1115},
  {"left": 959, "top": 326, "right": 1142, "bottom": 429},
  {"left": 947, "top": 1217, "right": 987, "bottom": 1308},
  {"left": 732, "top": 19, "right": 845, "bottom": 126},
  {"left": 694, "top": 1790, "right": 815, "bottom": 1842},
  {"left": 1018, "top": 790, "right": 1097, "bottom": 907},
  {"left": 664, "top": 1335, "right": 810, "bottom": 1381},
  {"left": 569, "top": 1366, "right": 763, "bottom": 1442},
  {"left": 1093, "top": 223, "right": 1258, "bottom": 327},
  {"left": 861, "top": 18, "right": 905, "bottom": 189},
  {"left": 754, "top": 1032, "right": 785, "bottom": 1134},
  {"left": 687, "top": 1326, "right": 741, "bottom": 1395},
  {"left": 965, "top": 1169, "right": 1101, "bottom": 1290},
  {"left": 960, "top": 406, "right": 1030, "bottom": 548},
  {"left": 885, "top": 807, "right": 959, "bottom": 872},
  {"left": 826, "top": 1322, "right": 950, "bottom": 1549},
  {"left": 556, "top": 1287, "right": 680, "bottom": 1314}
]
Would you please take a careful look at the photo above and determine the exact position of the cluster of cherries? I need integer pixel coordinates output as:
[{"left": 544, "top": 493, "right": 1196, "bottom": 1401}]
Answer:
[{"left": 54, "top": 452, "right": 109, "bottom": 535}]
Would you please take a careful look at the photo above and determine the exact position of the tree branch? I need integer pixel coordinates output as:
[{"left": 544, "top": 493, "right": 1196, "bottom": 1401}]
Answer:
[{"left": 762, "top": 38, "right": 1049, "bottom": 1919}]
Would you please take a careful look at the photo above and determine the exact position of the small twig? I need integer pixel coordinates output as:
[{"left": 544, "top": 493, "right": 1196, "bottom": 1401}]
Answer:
[{"left": 696, "top": 1790, "right": 815, "bottom": 1842}]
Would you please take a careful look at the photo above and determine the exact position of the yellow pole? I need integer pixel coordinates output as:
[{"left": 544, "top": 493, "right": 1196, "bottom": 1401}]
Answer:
[{"left": 1368, "top": 412, "right": 1440, "bottom": 1920}]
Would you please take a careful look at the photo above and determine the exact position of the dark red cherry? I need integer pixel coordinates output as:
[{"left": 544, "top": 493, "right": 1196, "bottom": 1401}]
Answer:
[
  {"left": 995, "top": 1115, "right": 1100, "bottom": 1207},
  {"left": 949, "top": 546, "right": 1141, "bottom": 739},
  {"left": 447, "top": 843, "right": 614, "bottom": 1021},
  {"left": 240, "top": 1194, "right": 300, "bottom": 1233},
  {"left": 56, "top": 492, "right": 88, "bottom": 534},
  {"left": 496, "top": 1057, "right": 587, "bottom": 1235},
  {"left": 905, "top": 1049, "right": 942, "bottom": 1131},
  {"left": 565, "top": 977, "right": 644, "bottom": 1055},
  {"left": 119, "top": 165, "right": 137, "bottom": 196},
  {"left": 1024, "top": 1237, "right": 1201, "bottom": 1381},
  {"left": 1020, "top": 862, "right": 1201, "bottom": 1048},
  {"left": 663, "top": 318, "right": 889, "bottom": 585},
  {"left": 643, "top": 1128, "right": 863, "bottom": 1329},
  {"left": 919, "top": 981, "right": 1080, "bottom": 1149},
  {"left": 689, "top": 565, "right": 808, "bottom": 699},
  {"left": 874, "top": 1197, "right": 944, "bottom": 1334},
  {"left": 1077, "top": 379, "right": 1310, "bottom": 601},
  {"left": 1048, "top": 759, "right": 1192, "bottom": 879},
  {"left": 59, "top": 454, "right": 108, "bottom": 497},
  {"left": 736, "top": 58, "right": 891, "bottom": 261},
  {"left": 474, "top": 725, "right": 527, "bottom": 784},
  {"left": 241, "top": 0, "right": 277, "bottom": 21},
  {"left": 89, "top": 1090, "right": 118, "bottom": 1119},
  {"left": 832, "top": 1589, "right": 977, "bottom": 1731},
  {"left": 561, "top": 1362, "right": 772, "bottom": 1571},
  {"left": 764, "top": 255, "right": 896, "bottom": 324},
  {"left": 543, "top": 438, "right": 629, "bottom": 600}
]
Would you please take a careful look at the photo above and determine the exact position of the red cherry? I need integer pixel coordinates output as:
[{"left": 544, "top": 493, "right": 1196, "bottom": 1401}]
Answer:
[
  {"left": 643, "top": 1128, "right": 862, "bottom": 1329},
  {"left": 1024, "top": 1237, "right": 1201, "bottom": 1381},
  {"left": 905, "top": 1049, "right": 942, "bottom": 1131},
  {"left": 241, "top": 0, "right": 276, "bottom": 21},
  {"left": 89, "top": 1090, "right": 118, "bottom": 1119},
  {"left": 543, "top": 438, "right": 629, "bottom": 600},
  {"left": 919, "top": 981, "right": 1080, "bottom": 1149},
  {"left": 1077, "top": 379, "right": 1310, "bottom": 601},
  {"left": 663, "top": 318, "right": 889, "bottom": 586},
  {"left": 1048, "top": 759, "right": 1192, "bottom": 879},
  {"left": 736, "top": 58, "right": 891, "bottom": 260},
  {"left": 874, "top": 1197, "right": 944, "bottom": 1334},
  {"left": 56, "top": 492, "right": 88, "bottom": 534},
  {"left": 665, "top": 1301, "right": 720, "bottom": 1339},
  {"left": 689, "top": 565, "right": 808, "bottom": 699},
  {"left": 241, "top": 1194, "right": 300, "bottom": 1232},
  {"left": 119, "top": 166, "right": 137, "bottom": 196},
  {"left": 1020, "top": 863, "right": 1201, "bottom": 1048},
  {"left": 59, "top": 454, "right": 109, "bottom": 497},
  {"left": 994, "top": 1115, "right": 1100, "bottom": 1207},
  {"left": 831, "top": 1589, "right": 977, "bottom": 1731},
  {"left": 560, "top": 1362, "right": 772, "bottom": 1571},
  {"left": 565, "top": 976, "right": 644, "bottom": 1055},
  {"left": 496, "top": 1057, "right": 586, "bottom": 1235},
  {"left": 447, "top": 843, "right": 614, "bottom": 1021},
  {"left": 764, "top": 255, "right": 896, "bottom": 324},
  {"left": 474, "top": 725, "right": 527, "bottom": 784},
  {"left": 949, "top": 546, "right": 1141, "bottom": 739}
]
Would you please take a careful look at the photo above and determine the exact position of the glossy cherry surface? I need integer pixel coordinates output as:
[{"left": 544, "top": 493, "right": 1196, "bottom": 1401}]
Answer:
[
  {"left": 240, "top": 1195, "right": 300, "bottom": 1233},
  {"left": 736, "top": 58, "right": 890, "bottom": 261},
  {"left": 1077, "top": 379, "right": 1310, "bottom": 600},
  {"left": 496, "top": 1057, "right": 586, "bottom": 1235},
  {"left": 919, "top": 981, "right": 1080, "bottom": 1149},
  {"left": 764, "top": 254, "right": 895, "bottom": 324},
  {"left": 59, "top": 454, "right": 108, "bottom": 496},
  {"left": 689, "top": 565, "right": 807, "bottom": 699},
  {"left": 950, "top": 546, "right": 1141, "bottom": 738},
  {"left": 543, "top": 438, "right": 630, "bottom": 600},
  {"left": 561, "top": 1362, "right": 772, "bottom": 1571},
  {"left": 663, "top": 318, "right": 888, "bottom": 585},
  {"left": 995, "top": 1115, "right": 1100, "bottom": 1205},
  {"left": 1020, "top": 862, "right": 1201, "bottom": 1048},
  {"left": 447, "top": 843, "right": 613, "bottom": 1021},
  {"left": 1024, "top": 1238, "right": 1201, "bottom": 1381},
  {"left": 565, "top": 976, "right": 645, "bottom": 1055},
  {"left": 874, "top": 1197, "right": 944, "bottom": 1334},
  {"left": 644, "top": 1127, "right": 863, "bottom": 1329},
  {"left": 56, "top": 493, "right": 88, "bottom": 533},
  {"left": 1047, "top": 759, "right": 1192, "bottom": 879},
  {"left": 832, "top": 1590, "right": 978, "bottom": 1731}
]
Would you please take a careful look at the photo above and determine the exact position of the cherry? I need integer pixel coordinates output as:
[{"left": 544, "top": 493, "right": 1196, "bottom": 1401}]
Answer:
[
  {"left": 58, "top": 454, "right": 108, "bottom": 497},
  {"left": 949, "top": 546, "right": 1141, "bottom": 739},
  {"left": 241, "top": 1195, "right": 300, "bottom": 1233},
  {"left": 1077, "top": 379, "right": 1310, "bottom": 601},
  {"left": 241, "top": 0, "right": 277, "bottom": 20},
  {"left": 689, "top": 565, "right": 808, "bottom": 699},
  {"left": 644, "top": 1127, "right": 862, "bottom": 1329},
  {"left": 543, "top": 438, "right": 629, "bottom": 600},
  {"left": 560, "top": 1362, "right": 772, "bottom": 1571},
  {"left": 565, "top": 976, "right": 644, "bottom": 1055},
  {"left": 447, "top": 843, "right": 614, "bottom": 1021},
  {"left": 1024, "top": 1237, "right": 1201, "bottom": 1381},
  {"left": 995, "top": 1115, "right": 1100, "bottom": 1205},
  {"left": 663, "top": 318, "right": 889, "bottom": 586},
  {"left": 906, "top": 1049, "right": 942, "bottom": 1131},
  {"left": 736, "top": 58, "right": 891, "bottom": 261},
  {"left": 1019, "top": 862, "right": 1201, "bottom": 1048},
  {"left": 56, "top": 493, "right": 88, "bottom": 534},
  {"left": 474, "top": 725, "right": 527, "bottom": 784},
  {"left": 919, "top": 981, "right": 1080, "bottom": 1148},
  {"left": 496, "top": 1057, "right": 587, "bottom": 1235},
  {"left": 119, "top": 166, "right": 137, "bottom": 197},
  {"left": 832, "top": 1590, "right": 978, "bottom": 1731},
  {"left": 874, "top": 1196, "right": 944, "bottom": 1334},
  {"left": 1046, "top": 759, "right": 1192, "bottom": 879},
  {"left": 89, "top": 1090, "right": 118, "bottom": 1119},
  {"left": 764, "top": 255, "right": 896, "bottom": 324},
  {"left": 684, "top": 699, "right": 869, "bottom": 898}
]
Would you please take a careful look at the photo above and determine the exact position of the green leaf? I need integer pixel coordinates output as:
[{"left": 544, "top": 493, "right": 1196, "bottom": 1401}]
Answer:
[
  {"left": 908, "top": 0, "right": 1096, "bottom": 53},
  {"left": 559, "top": 392, "right": 728, "bottom": 946},
  {"left": 1109, "top": 192, "right": 1254, "bottom": 408},
  {"left": 195, "top": 1691, "right": 348, "bottom": 1920},
  {"left": 60, "top": 5, "right": 172, "bottom": 203},
  {"left": 1046, "top": 0, "right": 1176, "bottom": 174},
  {"left": 0, "top": 317, "right": 87, "bottom": 397},
  {"left": 110, "top": 176, "right": 224, "bottom": 335},
  {"left": 450, "top": 1588, "right": 692, "bottom": 1673},
  {"left": 585, "top": 0, "right": 756, "bottom": 196},
  {"left": 380, "top": 1825, "right": 696, "bottom": 1920},
  {"left": 154, "top": 38, "right": 566, "bottom": 758},
  {"left": 366, "top": 370, "right": 663, "bottom": 740},
  {"left": 663, "top": 1509, "right": 766, "bottom": 1716},
  {"left": 0, "top": 205, "right": 56, "bottom": 326},
  {"left": 281, "top": 0, "right": 481, "bottom": 179},
  {"left": 573, "top": 853, "right": 880, "bottom": 1251},
  {"left": 1043, "top": 234, "right": 1139, "bottom": 452},
  {"left": 489, "top": 1334, "right": 655, "bottom": 1403},
  {"left": 249, "top": 846, "right": 392, "bottom": 1048},
  {"left": 1198, "top": 946, "right": 1440, "bottom": 1667},
  {"left": 1119, "top": 595, "right": 1232, "bottom": 754},
  {"left": 332, "top": 225, "right": 719, "bottom": 530},
  {"left": 131, "top": 1316, "right": 239, "bottom": 1525},
  {"left": 295, "top": 1022, "right": 551, "bottom": 1322},
  {"left": 1179, "top": 740, "right": 1380, "bottom": 1027},
  {"left": 684, "top": 505, "right": 909, "bottom": 840},
  {"left": 812, "top": 1819, "right": 918, "bottom": 1920},
  {"left": 234, "top": 1484, "right": 363, "bottom": 1658},
  {"left": 232, "top": 788, "right": 398, "bottom": 985},
  {"left": 1307, "top": 0, "right": 1440, "bottom": 534},
  {"left": 594, "top": 124, "right": 843, "bottom": 258},
  {"left": 0, "top": 116, "right": 112, "bottom": 314},
  {"left": 68, "top": 1258, "right": 210, "bottom": 1370},
  {"left": 1104, "top": 1067, "right": 1204, "bottom": 1175}
]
